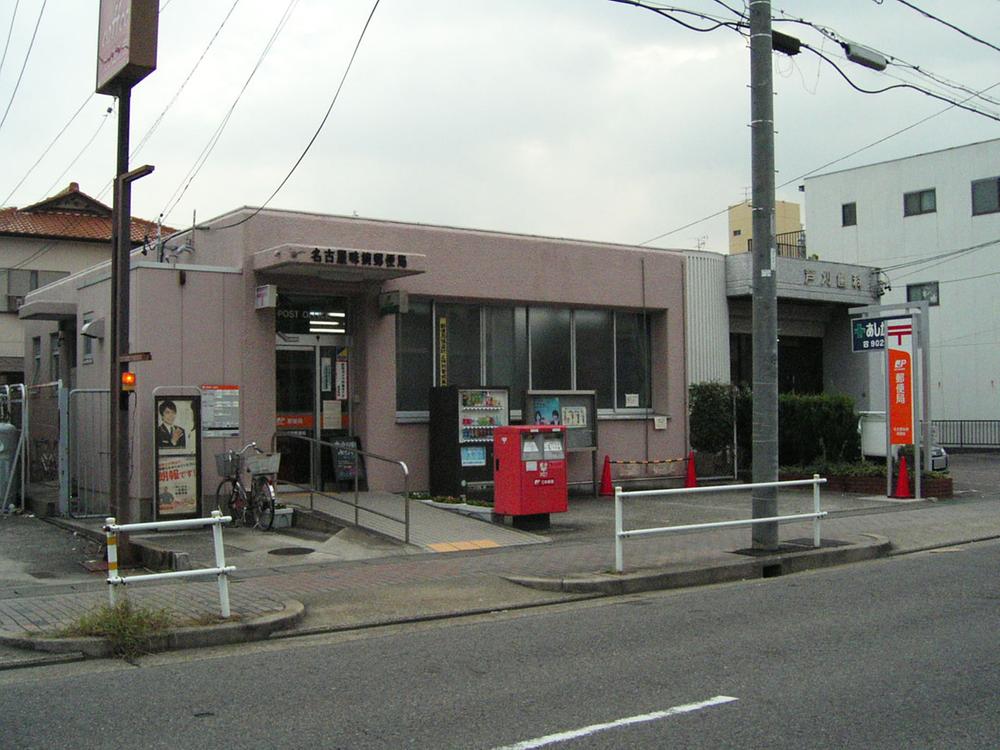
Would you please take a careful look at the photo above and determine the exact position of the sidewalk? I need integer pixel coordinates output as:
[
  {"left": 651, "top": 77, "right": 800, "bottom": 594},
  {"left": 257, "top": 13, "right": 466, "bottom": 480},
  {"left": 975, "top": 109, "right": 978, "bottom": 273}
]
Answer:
[{"left": 1, "top": 452, "right": 997, "bottom": 663}]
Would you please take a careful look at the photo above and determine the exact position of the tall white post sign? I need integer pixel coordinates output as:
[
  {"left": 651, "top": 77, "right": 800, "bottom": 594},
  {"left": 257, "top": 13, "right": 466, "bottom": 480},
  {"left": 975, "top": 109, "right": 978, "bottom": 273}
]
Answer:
[{"left": 96, "top": 0, "right": 158, "bottom": 95}]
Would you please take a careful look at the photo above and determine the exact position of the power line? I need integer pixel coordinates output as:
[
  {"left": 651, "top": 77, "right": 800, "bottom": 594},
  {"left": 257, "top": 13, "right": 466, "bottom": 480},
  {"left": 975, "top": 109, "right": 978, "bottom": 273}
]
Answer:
[
  {"left": 206, "top": 0, "right": 383, "bottom": 232},
  {"left": 1, "top": 94, "right": 97, "bottom": 206},
  {"left": 891, "top": 0, "right": 1000, "bottom": 56},
  {"left": 882, "top": 237, "right": 1000, "bottom": 274},
  {"left": 160, "top": 0, "right": 300, "bottom": 221},
  {"left": 0, "top": 1, "right": 19, "bottom": 83},
  {"left": 607, "top": 0, "right": 745, "bottom": 34},
  {"left": 0, "top": 0, "right": 45, "bottom": 135},
  {"left": 42, "top": 105, "right": 115, "bottom": 198}
]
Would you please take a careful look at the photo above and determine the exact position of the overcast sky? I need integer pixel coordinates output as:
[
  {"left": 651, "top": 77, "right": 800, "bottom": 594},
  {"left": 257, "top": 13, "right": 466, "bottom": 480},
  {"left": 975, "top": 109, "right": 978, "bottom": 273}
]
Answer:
[{"left": 1, "top": 0, "right": 997, "bottom": 251}]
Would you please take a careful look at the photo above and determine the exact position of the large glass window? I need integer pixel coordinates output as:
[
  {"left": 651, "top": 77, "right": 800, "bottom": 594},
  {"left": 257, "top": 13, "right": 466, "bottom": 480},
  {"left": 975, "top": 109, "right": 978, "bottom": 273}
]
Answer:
[
  {"left": 574, "top": 309, "right": 614, "bottom": 408},
  {"left": 396, "top": 300, "right": 433, "bottom": 412},
  {"left": 485, "top": 306, "right": 527, "bottom": 411},
  {"left": 529, "top": 308, "right": 572, "bottom": 391},
  {"left": 436, "top": 303, "right": 481, "bottom": 388},
  {"left": 616, "top": 312, "right": 651, "bottom": 409}
]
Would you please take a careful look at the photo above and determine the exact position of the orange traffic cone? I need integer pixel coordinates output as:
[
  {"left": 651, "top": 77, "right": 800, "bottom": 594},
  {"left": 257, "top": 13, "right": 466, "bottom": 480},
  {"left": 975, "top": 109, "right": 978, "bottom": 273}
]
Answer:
[
  {"left": 685, "top": 450, "right": 697, "bottom": 488},
  {"left": 894, "top": 454, "right": 912, "bottom": 498},
  {"left": 599, "top": 455, "right": 613, "bottom": 497}
]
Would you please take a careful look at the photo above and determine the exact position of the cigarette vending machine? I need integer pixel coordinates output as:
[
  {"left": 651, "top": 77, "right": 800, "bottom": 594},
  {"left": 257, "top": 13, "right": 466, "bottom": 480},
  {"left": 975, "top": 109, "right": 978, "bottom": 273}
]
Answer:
[
  {"left": 493, "top": 425, "right": 568, "bottom": 527},
  {"left": 429, "top": 386, "right": 510, "bottom": 499}
]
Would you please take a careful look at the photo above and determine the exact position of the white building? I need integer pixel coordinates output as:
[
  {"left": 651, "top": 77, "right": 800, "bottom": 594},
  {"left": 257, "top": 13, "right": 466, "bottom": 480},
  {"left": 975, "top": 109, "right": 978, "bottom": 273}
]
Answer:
[{"left": 804, "top": 138, "right": 1000, "bottom": 424}]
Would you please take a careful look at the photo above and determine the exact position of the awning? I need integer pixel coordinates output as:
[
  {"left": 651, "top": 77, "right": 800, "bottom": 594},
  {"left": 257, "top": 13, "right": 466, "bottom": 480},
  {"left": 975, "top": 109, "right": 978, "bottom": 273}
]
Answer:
[
  {"left": 253, "top": 243, "right": 426, "bottom": 282},
  {"left": 17, "top": 300, "right": 77, "bottom": 321}
]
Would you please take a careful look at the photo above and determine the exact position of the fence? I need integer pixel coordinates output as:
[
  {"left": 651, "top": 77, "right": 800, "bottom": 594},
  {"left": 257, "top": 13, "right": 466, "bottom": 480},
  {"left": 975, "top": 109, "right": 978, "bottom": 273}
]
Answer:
[
  {"left": 105, "top": 510, "right": 235, "bottom": 617},
  {"left": 614, "top": 476, "right": 827, "bottom": 573},
  {"left": 68, "top": 388, "right": 111, "bottom": 517},
  {"left": 932, "top": 420, "right": 1000, "bottom": 449}
]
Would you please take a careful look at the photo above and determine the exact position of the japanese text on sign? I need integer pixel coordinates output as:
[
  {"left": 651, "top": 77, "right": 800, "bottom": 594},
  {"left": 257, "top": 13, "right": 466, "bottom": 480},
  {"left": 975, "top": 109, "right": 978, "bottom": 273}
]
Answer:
[{"left": 310, "top": 248, "right": 408, "bottom": 269}]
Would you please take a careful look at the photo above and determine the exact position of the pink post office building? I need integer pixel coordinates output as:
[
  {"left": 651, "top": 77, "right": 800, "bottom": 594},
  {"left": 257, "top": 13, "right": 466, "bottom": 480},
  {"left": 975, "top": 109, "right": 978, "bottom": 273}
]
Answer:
[{"left": 21, "top": 207, "right": 688, "bottom": 521}]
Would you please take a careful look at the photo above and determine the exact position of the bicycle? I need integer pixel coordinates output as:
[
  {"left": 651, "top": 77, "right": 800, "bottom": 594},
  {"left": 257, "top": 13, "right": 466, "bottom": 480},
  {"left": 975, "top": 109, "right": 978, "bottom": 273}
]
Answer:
[{"left": 214, "top": 442, "right": 280, "bottom": 530}]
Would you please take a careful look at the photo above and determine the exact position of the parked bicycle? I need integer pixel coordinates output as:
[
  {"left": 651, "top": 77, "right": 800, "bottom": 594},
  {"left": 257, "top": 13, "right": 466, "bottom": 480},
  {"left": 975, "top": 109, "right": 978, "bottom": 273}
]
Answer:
[{"left": 214, "top": 442, "right": 280, "bottom": 530}]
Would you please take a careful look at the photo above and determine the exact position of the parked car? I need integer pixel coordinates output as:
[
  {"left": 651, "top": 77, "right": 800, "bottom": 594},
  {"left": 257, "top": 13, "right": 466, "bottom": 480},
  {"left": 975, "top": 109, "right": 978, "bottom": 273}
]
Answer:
[{"left": 930, "top": 444, "right": 948, "bottom": 472}]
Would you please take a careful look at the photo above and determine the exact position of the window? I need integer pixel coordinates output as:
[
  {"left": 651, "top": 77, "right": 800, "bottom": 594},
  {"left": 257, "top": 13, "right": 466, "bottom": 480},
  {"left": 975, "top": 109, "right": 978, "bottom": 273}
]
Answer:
[
  {"left": 841, "top": 202, "right": 857, "bottom": 227},
  {"left": 49, "top": 332, "right": 60, "bottom": 380},
  {"left": 732, "top": 229, "right": 742, "bottom": 237},
  {"left": 397, "top": 302, "right": 655, "bottom": 416},
  {"left": 31, "top": 337, "right": 41, "bottom": 383},
  {"left": 82, "top": 313, "right": 94, "bottom": 364},
  {"left": 903, "top": 189, "right": 936, "bottom": 217},
  {"left": 971, "top": 176, "right": 1000, "bottom": 216},
  {"left": 574, "top": 310, "right": 614, "bottom": 409},
  {"left": 907, "top": 281, "right": 940, "bottom": 306},
  {"left": 529, "top": 308, "right": 572, "bottom": 390},
  {"left": 395, "top": 300, "right": 433, "bottom": 412},
  {"left": 615, "top": 312, "right": 651, "bottom": 409},
  {"left": 436, "top": 303, "right": 481, "bottom": 388},
  {"left": 0, "top": 269, "right": 69, "bottom": 312}
]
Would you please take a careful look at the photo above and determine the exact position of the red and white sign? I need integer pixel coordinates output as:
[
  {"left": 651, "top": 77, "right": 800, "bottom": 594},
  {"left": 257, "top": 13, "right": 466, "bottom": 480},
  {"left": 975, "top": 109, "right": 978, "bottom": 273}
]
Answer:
[{"left": 885, "top": 316, "right": 914, "bottom": 446}]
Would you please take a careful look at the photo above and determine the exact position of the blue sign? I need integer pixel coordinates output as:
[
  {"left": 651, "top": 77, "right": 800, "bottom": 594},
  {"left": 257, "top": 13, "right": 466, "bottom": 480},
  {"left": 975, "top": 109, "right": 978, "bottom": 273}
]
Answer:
[{"left": 852, "top": 318, "right": 886, "bottom": 353}]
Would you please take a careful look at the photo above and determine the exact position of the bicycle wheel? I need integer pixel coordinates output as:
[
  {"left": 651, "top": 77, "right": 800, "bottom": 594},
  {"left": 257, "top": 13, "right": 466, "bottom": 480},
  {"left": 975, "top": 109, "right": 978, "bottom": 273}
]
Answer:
[
  {"left": 218, "top": 480, "right": 247, "bottom": 526},
  {"left": 251, "top": 478, "right": 275, "bottom": 531},
  {"left": 215, "top": 479, "right": 236, "bottom": 515}
]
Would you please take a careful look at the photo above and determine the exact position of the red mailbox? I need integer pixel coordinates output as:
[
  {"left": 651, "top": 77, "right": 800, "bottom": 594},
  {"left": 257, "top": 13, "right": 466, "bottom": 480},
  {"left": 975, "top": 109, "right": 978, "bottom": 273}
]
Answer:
[{"left": 493, "top": 425, "right": 568, "bottom": 522}]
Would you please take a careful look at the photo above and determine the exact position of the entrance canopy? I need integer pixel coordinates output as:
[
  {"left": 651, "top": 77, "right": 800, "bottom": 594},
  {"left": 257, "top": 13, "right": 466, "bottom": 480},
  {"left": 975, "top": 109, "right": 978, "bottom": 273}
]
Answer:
[{"left": 253, "top": 243, "right": 426, "bottom": 283}]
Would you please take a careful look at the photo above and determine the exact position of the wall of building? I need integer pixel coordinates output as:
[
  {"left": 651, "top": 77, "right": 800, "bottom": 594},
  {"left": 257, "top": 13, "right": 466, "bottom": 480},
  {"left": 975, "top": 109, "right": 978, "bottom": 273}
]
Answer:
[
  {"left": 727, "top": 200, "right": 802, "bottom": 254},
  {"left": 805, "top": 139, "right": 1000, "bottom": 420}
]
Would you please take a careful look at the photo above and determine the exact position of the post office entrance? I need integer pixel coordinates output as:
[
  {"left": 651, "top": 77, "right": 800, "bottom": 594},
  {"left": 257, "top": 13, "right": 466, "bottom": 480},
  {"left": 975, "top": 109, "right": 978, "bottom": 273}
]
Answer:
[{"left": 274, "top": 294, "right": 351, "bottom": 490}]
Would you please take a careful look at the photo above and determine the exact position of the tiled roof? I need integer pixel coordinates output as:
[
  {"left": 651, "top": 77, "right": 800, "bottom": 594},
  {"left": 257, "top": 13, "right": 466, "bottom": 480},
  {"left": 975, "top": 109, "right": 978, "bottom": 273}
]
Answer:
[{"left": 0, "top": 183, "right": 172, "bottom": 245}]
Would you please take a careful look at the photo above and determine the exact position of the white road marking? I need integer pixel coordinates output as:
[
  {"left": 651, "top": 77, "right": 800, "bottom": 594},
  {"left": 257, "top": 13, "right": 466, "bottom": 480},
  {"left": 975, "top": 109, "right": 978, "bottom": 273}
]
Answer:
[{"left": 492, "top": 695, "right": 738, "bottom": 749}]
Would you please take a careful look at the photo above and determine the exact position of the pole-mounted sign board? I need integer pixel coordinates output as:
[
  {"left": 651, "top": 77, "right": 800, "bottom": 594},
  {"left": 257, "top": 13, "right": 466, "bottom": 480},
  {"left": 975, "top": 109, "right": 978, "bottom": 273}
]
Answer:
[{"left": 96, "top": 0, "right": 159, "bottom": 95}]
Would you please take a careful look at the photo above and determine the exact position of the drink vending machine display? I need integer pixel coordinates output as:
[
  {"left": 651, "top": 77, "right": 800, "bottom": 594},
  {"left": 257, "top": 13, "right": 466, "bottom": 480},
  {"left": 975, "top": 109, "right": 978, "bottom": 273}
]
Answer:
[
  {"left": 493, "top": 425, "right": 568, "bottom": 523},
  {"left": 429, "top": 386, "right": 510, "bottom": 498}
]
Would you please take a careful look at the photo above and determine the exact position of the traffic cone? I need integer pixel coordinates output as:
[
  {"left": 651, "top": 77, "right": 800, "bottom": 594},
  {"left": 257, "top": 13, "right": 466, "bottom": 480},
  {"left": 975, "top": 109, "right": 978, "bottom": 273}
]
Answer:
[
  {"left": 599, "top": 455, "right": 613, "bottom": 497},
  {"left": 894, "top": 454, "right": 912, "bottom": 498},
  {"left": 685, "top": 450, "right": 697, "bottom": 488}
]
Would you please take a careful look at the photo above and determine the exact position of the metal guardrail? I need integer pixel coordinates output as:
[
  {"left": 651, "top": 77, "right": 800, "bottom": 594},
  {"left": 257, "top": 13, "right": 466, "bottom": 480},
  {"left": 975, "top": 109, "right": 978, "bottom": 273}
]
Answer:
[
  {"left": 932, "top": 420, "right": 1000, "bottom": 448},
  {"left": 272, "top": 433, "right": 410, "bottom": 544},
  {"left": 614, "top": 475, "right": 827, "bottom": 573},
  {"left": 104, "top": 511, "right": 235, "bottom": 617}
]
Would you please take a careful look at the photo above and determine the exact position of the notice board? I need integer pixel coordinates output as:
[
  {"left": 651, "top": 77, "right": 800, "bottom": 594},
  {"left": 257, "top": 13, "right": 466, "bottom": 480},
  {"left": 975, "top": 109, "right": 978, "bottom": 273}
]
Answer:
[{"left": 524, "top": 391, "right": 597, "bottom": 452}]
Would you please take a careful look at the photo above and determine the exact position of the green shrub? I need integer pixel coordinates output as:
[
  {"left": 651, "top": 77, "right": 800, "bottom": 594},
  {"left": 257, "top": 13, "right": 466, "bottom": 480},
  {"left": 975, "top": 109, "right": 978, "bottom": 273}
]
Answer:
[
  {"left": 688, "top": 382, "right": 736, "bottom": 453},
  {"left": 59, "top": 598, "right": 173, "bottom": 659}
]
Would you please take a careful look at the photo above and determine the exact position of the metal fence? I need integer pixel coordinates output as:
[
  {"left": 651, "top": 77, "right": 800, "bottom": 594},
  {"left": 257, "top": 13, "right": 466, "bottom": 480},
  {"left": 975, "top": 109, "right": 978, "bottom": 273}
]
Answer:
[
  {"left": 67, "top": 389, "right": 111, "bottom": 517},
  {"left": 932, "top": 420, "right": 1000, "bottom": 449}
]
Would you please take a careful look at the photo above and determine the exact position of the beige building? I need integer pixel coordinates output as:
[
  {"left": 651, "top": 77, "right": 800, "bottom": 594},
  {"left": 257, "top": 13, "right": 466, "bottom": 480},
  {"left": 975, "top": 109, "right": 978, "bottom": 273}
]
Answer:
[
  {"left": 0, "top": 183, "right": 165, "bottom": 383},
  {"left": 727, "top": 200, "right": 803, "bottom": 256}
]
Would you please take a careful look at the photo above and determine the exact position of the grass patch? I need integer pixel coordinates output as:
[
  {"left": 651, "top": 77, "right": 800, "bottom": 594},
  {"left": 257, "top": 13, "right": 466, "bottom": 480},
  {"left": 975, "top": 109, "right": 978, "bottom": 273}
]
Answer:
[{"left": 58, "top": 598, "right": 174, "bottom": 659}]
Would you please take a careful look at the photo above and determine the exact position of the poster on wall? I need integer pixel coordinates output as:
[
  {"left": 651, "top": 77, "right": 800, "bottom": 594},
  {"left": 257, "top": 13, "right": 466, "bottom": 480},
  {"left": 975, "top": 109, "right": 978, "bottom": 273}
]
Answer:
[
  {"left": 154, "top": 394, "right": 202, "bottom": 518},
  {"left": 532, "top": 396, "right": 561, "bottom": 425}
]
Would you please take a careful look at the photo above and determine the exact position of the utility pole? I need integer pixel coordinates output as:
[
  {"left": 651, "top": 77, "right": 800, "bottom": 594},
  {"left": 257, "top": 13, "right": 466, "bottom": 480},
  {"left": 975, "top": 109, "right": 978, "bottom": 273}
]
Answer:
[{"left": 749, "top": 0, "right": 779, "bottom": 550}]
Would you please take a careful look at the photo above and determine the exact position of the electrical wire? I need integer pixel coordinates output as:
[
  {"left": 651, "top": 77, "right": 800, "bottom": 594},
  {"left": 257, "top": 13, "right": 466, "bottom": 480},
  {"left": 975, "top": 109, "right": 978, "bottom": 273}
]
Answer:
[
  {"left": 891, "top": 0, "right": 1000, "bottom": 56},
  {"left": 881, "top": 237, "right": 1000, "bottom": 274},
  {"left": 0, "top": 1, "right": 18, "bottom": 83},
  {"left": 607, "top": 0, "right": 744, "bottom": 34},
  {"left": 206, "top": 0, "right": 382, "bottom": 232},
  {"left": 41, "top": 105, "right": 115, "bottom": 198},
  {"left": 801, "top": 42, "right": 1000, "bottom": 123},
  {"left": 160, "top": 0, "right": 301, "bottom": 221},
  {"left": 1, "top": 94, "right": 97, "bottom": 206},
  {"left": 0, "top": 0, "right": 45, "bottom": 135}
]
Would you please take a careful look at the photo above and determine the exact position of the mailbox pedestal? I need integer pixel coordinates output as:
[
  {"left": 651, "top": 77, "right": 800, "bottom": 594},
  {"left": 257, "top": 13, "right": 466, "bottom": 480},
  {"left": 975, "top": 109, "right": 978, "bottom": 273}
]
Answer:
[{"left": 493, "top": 425, "right": 568, "bottom": 529}]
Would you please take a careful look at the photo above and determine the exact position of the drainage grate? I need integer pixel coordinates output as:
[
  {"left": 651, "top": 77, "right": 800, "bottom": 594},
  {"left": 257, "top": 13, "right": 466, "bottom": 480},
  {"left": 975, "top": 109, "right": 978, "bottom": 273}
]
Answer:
[{"left": 267, "top": 547, "right": 314, "bottom": 556}]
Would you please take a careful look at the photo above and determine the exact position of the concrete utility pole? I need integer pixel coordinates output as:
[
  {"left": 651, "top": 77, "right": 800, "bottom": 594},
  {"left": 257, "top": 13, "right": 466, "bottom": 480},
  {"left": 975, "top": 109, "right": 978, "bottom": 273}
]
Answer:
[{"left": 749, "top": 0, "right": 779, "bottom": 550}]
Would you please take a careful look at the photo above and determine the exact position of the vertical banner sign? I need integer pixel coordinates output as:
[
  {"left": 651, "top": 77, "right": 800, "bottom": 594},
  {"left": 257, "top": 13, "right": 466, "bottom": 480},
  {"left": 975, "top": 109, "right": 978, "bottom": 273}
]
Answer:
[
  {"left": 886, "top": 317, "right": 914, "bottom": 445},
  {"left": 438, "top": 317, "right": 449, "bottom": 386},
  {"left": 334, "top": 348, "right": 349, "bottom": 400},
  {"left": 154, "top": 394, "right": 201, "bottom": 518}
]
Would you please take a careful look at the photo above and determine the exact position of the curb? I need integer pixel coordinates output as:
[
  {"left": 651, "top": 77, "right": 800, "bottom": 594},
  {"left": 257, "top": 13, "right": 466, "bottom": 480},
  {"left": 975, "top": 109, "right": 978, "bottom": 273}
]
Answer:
[
  {"left": 505, "top": 535, "right": 892, "bottom": 596},
  {"left": 0, "top": 600, "right": 305, "bottom": 659}
]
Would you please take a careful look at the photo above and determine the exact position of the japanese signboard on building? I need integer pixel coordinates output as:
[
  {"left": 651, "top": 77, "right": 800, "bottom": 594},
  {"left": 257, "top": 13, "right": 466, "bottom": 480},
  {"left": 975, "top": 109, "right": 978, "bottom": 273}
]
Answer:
[{"left": 96, "top": 0, "right": 159, "bottom": 95}]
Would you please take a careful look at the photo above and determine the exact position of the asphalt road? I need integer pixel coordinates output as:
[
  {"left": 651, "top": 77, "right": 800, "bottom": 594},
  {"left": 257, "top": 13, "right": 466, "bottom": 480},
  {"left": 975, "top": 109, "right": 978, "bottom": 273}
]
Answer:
[{"left": 2, "top": 539, "right": 998, "bottom": 749}]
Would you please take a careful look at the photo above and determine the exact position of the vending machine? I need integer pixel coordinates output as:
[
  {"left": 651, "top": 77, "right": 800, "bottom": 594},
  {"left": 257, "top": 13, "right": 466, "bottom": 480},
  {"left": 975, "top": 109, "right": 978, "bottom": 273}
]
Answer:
[
  {"left": 493, "top": 425, "right": 568, "bottom": 526},
  {"left": 429, "top": 386, "right": 510, "bottom": 499}
]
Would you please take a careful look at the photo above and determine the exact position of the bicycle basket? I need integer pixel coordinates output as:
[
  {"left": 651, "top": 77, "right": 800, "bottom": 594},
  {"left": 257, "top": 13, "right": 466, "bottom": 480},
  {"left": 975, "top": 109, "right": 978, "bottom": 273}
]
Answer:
[
  {"left": 215, "top": 451, "right": 241, "bottom": 478},
  {"left": 245, "top": 452, "right": 281, "bottom": 476}
]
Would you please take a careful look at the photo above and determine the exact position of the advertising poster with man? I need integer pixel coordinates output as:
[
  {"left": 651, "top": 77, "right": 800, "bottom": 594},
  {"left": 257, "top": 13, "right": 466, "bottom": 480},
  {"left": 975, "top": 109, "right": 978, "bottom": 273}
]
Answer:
[{"left": 154, "top": 394, "right": 201, "bottom": 518}]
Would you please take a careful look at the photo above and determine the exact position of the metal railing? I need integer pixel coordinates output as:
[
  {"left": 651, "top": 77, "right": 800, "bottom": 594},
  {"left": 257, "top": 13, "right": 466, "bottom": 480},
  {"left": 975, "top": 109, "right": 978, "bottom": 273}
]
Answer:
[
  {"left": 614, "top": 475, "right": 827, "bottom": 573},
  {"left": 104, "top": 511, "right": 235, "bottom": 617},
  {"left": 932, "top": 420, "right": 1000, "bottom": 448},
  {"left": 272, "top": 433, "right": 411, "bottom": 544},
  {"left": 747, "top": 230, "right": 807, "bottom": 259}
]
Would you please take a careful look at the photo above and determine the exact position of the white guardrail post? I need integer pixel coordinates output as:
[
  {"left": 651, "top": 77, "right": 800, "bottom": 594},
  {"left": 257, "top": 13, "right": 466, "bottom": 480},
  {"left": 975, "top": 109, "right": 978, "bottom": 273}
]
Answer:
[
  {"left": 104, "top": 513, "right": 235, "bottom": 617},
  {"left": 614, "top": 476, "right": 827, "bottom": 573}
]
